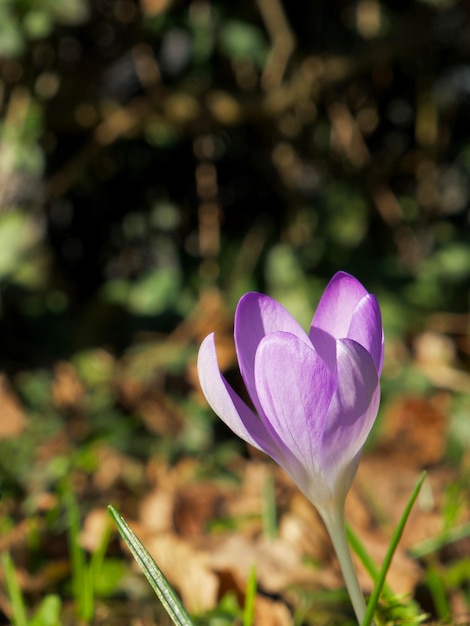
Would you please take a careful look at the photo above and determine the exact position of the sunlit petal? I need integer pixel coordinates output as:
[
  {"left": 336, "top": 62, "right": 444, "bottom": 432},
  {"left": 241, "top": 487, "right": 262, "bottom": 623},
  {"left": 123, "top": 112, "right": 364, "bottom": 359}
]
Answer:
[
  {"left": 235, "top": 292, "right": 310, "bottom": 413},
  {"left": 254, "top": 331, "right": 336, "bottom": 479},
  {"left": 347, "top": 294, "right": 384, "bottom": 373},
  {"left": 320, "top": 338, "right": 380, "bottom": 491},
  {"left": 197, "top": 334, "right": 279, "bottom": 457},
  {"left": 312, "top": 272, "right": 368, "bottom": 339}
]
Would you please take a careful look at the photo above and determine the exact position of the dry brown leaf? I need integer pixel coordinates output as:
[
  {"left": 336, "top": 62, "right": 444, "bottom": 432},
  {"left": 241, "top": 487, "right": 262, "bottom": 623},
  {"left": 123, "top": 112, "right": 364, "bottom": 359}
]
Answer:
[
  {"left": 137, "top": 391, "right": 184, "bottom": 436},
  {"left": 414, "top": 331, "right": 470, "bottom": 392},
  {"left": 0, "top": 374, "right": 26, "bottom": 438},
  {"left": 139, "top": 488, "right": 175, "bottom": 534},
  {"left": 378, "top": 394, "right": 448, "bottom": 467},
  {"left": 225, "top": 461, "right": 269, "bottom": 520},
  {"left": 92, "top": 444, "right": 145, "bottom": 491},
  {"left": 254, "top": 594, "right": 293, "bottom": 626},
  {"left": 207, "top": 533, "right": 332, "bottom": 595},
  {"left": 51, "top": 361, "right": 85, "bottom": 410},
  {"left": 364, "top": 458, "right": 456, "bottom": 529},
  {"left": 173, "top": 482, "right": 225, "bottom": 538},
  {"left": 143, "top": 532, "right": 219, "bottom": 613},
  {"left": 280, "top": 492, "right": 330, "bottom": 562},
  {"left": 80, "top": 508, "right": 110, "bottom": 552}
]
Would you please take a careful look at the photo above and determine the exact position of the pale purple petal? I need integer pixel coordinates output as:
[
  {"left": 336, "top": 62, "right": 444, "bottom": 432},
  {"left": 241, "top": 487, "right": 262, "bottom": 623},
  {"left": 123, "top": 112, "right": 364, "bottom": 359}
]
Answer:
[
  {"left": 197, "top": 334, "right": 280, "bottom": 458},
  {"left": 327, "top": 450, "right": 362, "bottom": 511},
  {"left": 254, "top": 331, "right": 336, "bottom": 477},
  {"left": 311, "top": 272, "right": 368, "bottom": 339},
  {"left": 320, "top": 338, "right": 380, "bottom": 490},
  {"left": 235, "top": 293, "right": 310, "bottom": 414},
  {"left": 309, "top": 326, "right": 337, "bottom": 371},
  {"left": 347, "top": 294, "right": 384, "bottom": 373}
]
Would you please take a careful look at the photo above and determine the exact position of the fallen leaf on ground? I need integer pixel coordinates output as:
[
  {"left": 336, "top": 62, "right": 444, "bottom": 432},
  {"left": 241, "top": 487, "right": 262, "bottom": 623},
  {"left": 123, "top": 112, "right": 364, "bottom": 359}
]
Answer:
[{"left": 0, "top": 375, "right": 26, "bottom": 438}]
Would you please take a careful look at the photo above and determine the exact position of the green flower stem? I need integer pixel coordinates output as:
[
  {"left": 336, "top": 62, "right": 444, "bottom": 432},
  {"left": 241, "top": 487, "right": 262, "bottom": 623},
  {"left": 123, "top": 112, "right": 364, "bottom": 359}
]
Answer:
[{"left": 321, "top": 505, "right": 371, "bottom": 626}]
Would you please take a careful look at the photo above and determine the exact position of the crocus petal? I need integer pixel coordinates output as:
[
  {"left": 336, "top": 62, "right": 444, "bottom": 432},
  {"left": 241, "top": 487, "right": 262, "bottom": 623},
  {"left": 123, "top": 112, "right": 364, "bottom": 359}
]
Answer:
[
  {"left": 320, "top": 338, "right": 380, "bottom": 491},
  {"left": 254, "top": 331, "right": 336, "bottom": 480},
  {"left": 235, "top": 293, "right": 310, "bottom": 414},
  {"left": 309, "top": 326, "right": 337, "bottom": 372},
  {"left": 311, "top": 272, "right": 368, "bottom": 339},
  {"left": 347, "top": 294, "right": 384, "bottom": 374},
  {"left": 197, "top": 333, "right": 281, "bottom": 458}
]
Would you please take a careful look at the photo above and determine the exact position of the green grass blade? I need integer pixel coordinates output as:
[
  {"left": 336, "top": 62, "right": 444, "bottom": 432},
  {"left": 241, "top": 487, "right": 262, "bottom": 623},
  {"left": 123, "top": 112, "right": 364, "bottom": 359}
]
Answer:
[
  {"left": 108, "top": 505, "right": 194, "bottom": 626},
  {"left": 409, "top": 521, "right": 470, "bottom": 559},
  {"left": 63, "top": 484, "right": 93, "bottom": 622},
  {"left": 1, "top": 552, "right": 28, "bottom": 626},
  {"left": 362, "top": 471, "right": 427, "bottom": 626},
  {"left": 425, "top": 565, "right": 450, "bottom": 620},
  {"left": 243, "top": 566, "right": 257, "bottom": 626},
  {"left": 89, "top": 515, "right": 113, "bottom": 593},
  {"left": 346, "top": 525, "right": 393, "bottom": 597},
  {"left": 29, "top": 594, "right": 62, "bottom": 626}
]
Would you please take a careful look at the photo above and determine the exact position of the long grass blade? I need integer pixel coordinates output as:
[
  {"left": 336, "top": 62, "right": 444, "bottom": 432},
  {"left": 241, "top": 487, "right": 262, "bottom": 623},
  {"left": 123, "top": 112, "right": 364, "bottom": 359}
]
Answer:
[
  {"left": 346, "top": 524, "right": 393, "bottom": 597},
  {"left": 409, "top": 521, "right": 470, "bottom": 559},
  {"left": 362, "top": 471, "right": 427, "bottom": 626},
  {"left": 108, "top": 505, "right": 194, "bottom": 626},
  {"left": 242, "top": 566, "right": 257, "bottom": 626},
  {"left": 63, "top": 484, "right": 93, "bottom": 621},
  {"left": 426, "top": 565, "right": 450, "bottom": 620},
  {"left": 1, "top": 552, "right": 28, "bottom": 626}
]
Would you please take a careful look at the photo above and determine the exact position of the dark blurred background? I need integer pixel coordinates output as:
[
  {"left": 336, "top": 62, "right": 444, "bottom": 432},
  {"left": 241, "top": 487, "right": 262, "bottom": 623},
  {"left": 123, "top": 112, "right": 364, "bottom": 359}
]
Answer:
[{"left": 0, "top": 0, "right": 469, "bottom": 374}]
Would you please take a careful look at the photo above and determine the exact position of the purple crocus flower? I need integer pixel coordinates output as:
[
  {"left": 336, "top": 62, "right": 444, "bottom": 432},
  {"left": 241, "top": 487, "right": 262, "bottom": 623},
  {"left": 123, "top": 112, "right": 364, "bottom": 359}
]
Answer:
[
  {"left": 198, "top": 271, "right": 383, "bottom": 511},
  {"left": 198, "top": 271, "right": 384, "bottom": 623}
]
